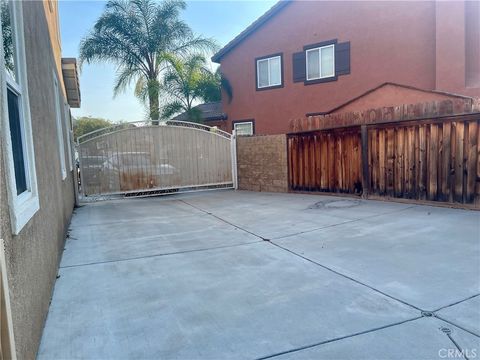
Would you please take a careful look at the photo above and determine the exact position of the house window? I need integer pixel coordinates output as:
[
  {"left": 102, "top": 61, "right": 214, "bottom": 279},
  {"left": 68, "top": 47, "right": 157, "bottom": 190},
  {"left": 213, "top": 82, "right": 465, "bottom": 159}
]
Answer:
[
  {"left": 64, "top": 103, "right": 73, "bottom": 171},
  {"left": 7, "top": 87, "right": 27, "bottom": 194},
  {"left": 233, "top": 121, "right": 254, "bottom": 136},
  {"left": 256, "top": 55, "right": 281, "bottom": 89},
  {"left": 53, "top": 73, "right": 66, "bottom": 179},
  {"left": 1, "top": 0, "right": 39, "bottom": 234},
  {"left": 306, "top": 44, "right": 335, "bottom": 81}
]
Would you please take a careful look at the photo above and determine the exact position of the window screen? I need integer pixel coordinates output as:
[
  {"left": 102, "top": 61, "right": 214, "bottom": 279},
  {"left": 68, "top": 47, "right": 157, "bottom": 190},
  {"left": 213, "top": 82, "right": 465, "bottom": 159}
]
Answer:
[
  {"left": 257, "top": 56, "right": 282, "bottom": 88},
  {"left": 7, "top": 88, "right": 27, "bottom": 195}
]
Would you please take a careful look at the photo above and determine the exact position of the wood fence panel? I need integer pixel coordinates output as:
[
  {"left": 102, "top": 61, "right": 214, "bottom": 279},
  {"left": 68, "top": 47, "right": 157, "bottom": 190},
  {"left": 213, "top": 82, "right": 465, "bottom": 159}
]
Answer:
[
  {"left": 288, "top": 115, "right": 479, "bottom": 207},
  {"left": 441, "top": 122, "right": 451, "bottom": 202},
  {"left": 288, "top": 128, "right": 362, "bottom": 193},
  {"left": 454, "top": 122, "right": 465, "bottom": 203},
  {"left": 366, "top": 119, "right": 479, "bottom": 206},
  {"left": 466, "top": 121, "right": 478, "bottom": 203},
  {"left": 428, "top": 124, "right": 438, "bottom": 201}
]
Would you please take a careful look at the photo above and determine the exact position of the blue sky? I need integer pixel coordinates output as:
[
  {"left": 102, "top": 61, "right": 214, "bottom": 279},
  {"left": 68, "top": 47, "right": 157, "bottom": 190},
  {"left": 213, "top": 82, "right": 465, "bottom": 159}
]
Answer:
[{"left": 59, "top": 0, "right": 276, "bottom": 122}]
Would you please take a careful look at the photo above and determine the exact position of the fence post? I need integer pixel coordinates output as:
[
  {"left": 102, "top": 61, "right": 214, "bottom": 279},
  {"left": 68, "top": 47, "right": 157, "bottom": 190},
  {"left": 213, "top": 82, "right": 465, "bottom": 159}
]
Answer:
[
  {"left": 230, "top": 129, "right": 238, "bottom": 190},
  {"left": 361, "top": 125, "right": 370, "bottom": 198}
]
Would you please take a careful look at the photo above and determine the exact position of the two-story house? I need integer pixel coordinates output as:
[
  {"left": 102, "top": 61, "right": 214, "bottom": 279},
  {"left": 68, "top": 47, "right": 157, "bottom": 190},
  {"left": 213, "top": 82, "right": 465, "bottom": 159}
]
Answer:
[{"left": 210, "top": 0, "right": 480, "bottom": 135}]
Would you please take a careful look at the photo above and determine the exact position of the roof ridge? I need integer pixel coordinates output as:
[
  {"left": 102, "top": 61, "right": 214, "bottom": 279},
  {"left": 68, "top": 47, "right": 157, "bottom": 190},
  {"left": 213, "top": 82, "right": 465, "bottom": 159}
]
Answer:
[
  {"left": 212, "top": 0, "right": 292, "bottom": 63},
  {"left": 320, "top": 82, "right": 474, "bottom": 115}
]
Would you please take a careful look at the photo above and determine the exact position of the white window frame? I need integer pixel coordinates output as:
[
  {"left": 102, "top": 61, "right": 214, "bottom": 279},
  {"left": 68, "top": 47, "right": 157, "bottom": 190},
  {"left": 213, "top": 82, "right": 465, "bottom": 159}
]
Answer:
[
  {"left": 233, "top": 121, "right": 254, "bottom": 136},
  {"left": 63, "top": 102, "right": 73, "bottom": 171},
  {"left": 0, "top": 0, "right": 39, "bottom": 234},
  {"left": 306, "top": 44, "right": 335, "bottom": 81},
  {"left": 53, "top": 72, "right": 66, "bottom": 180},
  {"left": 256, "top": 55, "right": 282, "bottom": 89}
]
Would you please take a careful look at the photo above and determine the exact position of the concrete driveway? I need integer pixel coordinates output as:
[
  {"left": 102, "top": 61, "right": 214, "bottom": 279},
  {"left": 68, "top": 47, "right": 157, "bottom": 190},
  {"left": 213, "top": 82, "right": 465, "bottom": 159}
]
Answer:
[{"left": 38, "top": 190, "right": 480, "bottom": 359}]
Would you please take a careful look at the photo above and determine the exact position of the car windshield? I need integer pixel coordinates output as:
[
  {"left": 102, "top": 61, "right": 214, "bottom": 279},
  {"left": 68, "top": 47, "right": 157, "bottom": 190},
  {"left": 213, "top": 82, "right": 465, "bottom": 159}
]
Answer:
[{"left": 117, "top": 153, "right": 151, "bottom": 166}]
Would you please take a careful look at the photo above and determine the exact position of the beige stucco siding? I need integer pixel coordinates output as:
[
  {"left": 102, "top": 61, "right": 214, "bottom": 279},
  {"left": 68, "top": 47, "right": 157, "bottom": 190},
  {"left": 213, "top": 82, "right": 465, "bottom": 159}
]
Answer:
[{"left": 0, "top": 2, "right": 75, "bottom": 359}]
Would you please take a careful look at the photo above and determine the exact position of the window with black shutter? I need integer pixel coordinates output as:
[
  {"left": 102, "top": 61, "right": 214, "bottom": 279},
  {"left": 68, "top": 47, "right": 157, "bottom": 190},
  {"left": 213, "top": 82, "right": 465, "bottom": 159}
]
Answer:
[{"left": 292, "top": 40, "right": 351, "bottom": 84}]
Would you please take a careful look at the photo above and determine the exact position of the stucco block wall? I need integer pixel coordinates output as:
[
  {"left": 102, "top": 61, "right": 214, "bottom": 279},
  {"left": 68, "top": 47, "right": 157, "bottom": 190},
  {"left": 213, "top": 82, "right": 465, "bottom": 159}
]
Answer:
[
  {"left": 237, "top": 135, "right": 288, "bottom": 192},
  {"left": 0, "top": 2, "right": 75, "bottom": 359}
]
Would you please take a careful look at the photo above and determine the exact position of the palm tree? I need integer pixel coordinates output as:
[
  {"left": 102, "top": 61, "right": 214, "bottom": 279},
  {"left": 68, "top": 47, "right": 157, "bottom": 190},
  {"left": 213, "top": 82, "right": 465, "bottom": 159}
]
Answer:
[
  {"left": 79, "top": 0, "right": 217, "bottom": 124},
  {"left": 158, "top": 54, "right": 232, "bottom": 122}
]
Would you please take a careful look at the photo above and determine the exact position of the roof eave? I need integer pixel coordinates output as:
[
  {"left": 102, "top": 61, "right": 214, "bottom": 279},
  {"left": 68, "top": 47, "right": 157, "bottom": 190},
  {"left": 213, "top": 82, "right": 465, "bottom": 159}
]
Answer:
[
  {"left": 61, "top": 58, "right": 81, "bottom": 108},
  {"left": 211, "top": 0, "right": 292, "bottom": 63}
]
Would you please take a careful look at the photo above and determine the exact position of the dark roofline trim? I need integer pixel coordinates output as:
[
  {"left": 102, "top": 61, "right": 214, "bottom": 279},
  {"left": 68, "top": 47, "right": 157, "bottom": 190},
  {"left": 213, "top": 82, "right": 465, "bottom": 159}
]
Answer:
[
  {"left": 211, "top": 1, "right": 292, "bottom": 63},
  {"left": 305, "top": 82, "right": 474, "bottom": 117},
  {"left": 203, "top": 114, "right": 228, "bottom": 121}
]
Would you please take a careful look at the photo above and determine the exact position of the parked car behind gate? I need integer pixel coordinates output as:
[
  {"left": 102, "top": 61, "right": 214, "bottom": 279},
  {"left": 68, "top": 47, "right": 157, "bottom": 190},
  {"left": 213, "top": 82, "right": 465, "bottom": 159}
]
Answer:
[{"left": 101, "top": 152, "right": 179, "bottom": 192}]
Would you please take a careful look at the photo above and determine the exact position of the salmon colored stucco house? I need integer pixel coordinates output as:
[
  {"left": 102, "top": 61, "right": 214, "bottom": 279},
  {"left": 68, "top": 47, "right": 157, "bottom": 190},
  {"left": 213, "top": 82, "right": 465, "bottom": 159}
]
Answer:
[{"left": 209, "top": 0, "right": 480, "bottom": 135}]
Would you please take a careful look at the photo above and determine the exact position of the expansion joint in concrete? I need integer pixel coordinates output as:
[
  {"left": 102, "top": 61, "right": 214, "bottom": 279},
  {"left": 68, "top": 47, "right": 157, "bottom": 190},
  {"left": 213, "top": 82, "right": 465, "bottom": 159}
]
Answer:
[
  {"left": 435, "top": 315, "right": 480, "bottom": 339},
  {"left": 178, "top": 199, "right": 427, "bottom": 314},
  {"left": 271, "top": 205, "right": 416, "bottom": 241},
  {"left": 268, "top": 240, "right": 423, "bottom": 312},
  {"left": 433, "top": 293, "right": 480, "bottom": 312},
  {"left": 255, "top": 316, "right": 422, "bottom": 360},
  {"left": 441, "top": 327, "right": 471, "bottom": 360},
  {"left": 178, "top": 199, "right": 269, "bottom": 241},
  {"left": 59, "top": 240, "right": 263, "bottom": 269}
]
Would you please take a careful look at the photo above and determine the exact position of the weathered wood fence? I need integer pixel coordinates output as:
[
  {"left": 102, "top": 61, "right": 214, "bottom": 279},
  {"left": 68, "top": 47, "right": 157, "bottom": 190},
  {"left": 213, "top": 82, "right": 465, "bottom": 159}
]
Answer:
[
  {"left": 288, "top": 99, "right": 480, "bottom": 208},
  {"left": 288, "top": 128, "right": 362, "bottom": 194}
]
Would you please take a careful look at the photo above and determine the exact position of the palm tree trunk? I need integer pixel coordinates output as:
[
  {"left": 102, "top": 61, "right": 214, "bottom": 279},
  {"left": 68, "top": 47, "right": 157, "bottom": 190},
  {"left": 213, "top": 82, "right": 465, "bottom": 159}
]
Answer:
[{"left": 147, "top": 79, "right": 160, "bottom": 125}]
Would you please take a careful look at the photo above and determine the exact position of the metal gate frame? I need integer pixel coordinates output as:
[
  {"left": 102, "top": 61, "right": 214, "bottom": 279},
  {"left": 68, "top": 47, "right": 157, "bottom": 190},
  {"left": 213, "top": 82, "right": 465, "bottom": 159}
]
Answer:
[{"left": 76, "top": 120, "right": 238, "bottom": 197}]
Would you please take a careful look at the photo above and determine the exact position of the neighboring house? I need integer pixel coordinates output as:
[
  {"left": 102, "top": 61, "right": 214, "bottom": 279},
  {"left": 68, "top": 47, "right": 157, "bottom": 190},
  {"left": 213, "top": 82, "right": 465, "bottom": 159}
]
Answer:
[
  {"left": 0, "top": 1, "right": 80, "bottom": 359},
  {"left": 172, "top": 102, "right": 254, "bottom": 136},
  {"left": 172, "top": 101, "right": 227, "bottom": 123},
  {"left": 212, "top": 0, "right": 480, "bottom": 135}
]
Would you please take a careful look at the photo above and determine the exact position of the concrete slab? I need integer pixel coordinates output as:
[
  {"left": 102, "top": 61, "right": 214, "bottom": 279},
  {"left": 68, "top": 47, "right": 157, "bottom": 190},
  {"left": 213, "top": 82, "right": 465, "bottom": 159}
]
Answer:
[
  {"left": 63, "top": 201, "right": 259, "bottom": 267},
  {"left": 39, "top": 191, "right": 479, "bottom": 359},
  {"left": 436, "top": 296, "right": 480, "bottom": 336},
  {"left": 70, "top": 196, "right": 198, "bottom": 227},
  {"left": 38, "top": 242, "right": 417, "bottom": 360},
  {"left": 271, "top": 317, "right": 480, "bottom": 360},
  {"left": 179, "top": 191, "right": 412, "bottom": 240},
  {"left": 275, "top": 204, "right": 480, "bottom": 310}
]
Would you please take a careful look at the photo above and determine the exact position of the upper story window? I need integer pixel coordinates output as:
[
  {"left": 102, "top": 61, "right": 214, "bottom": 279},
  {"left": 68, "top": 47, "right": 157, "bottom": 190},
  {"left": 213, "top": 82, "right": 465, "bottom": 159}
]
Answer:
[
  {"left": 1, "top": 0, "right": 39, "bottom": 234},
  {"left": 256, "top": 54, "right": 282, "bottom": 90},
  {"left": 306, "top": 44, "right": 335, "bottom": 81}
]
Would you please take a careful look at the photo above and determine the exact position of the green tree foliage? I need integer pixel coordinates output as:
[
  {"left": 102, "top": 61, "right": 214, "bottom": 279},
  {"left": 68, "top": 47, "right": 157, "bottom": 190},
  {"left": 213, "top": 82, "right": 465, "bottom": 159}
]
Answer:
[
  {"left": 73, "top": 116, "right": 112, "bottom": 141},
  {"left": 1, "top": 1, "right": 14, "bottom": 75},
  {"left": 79, "top": 0, "right": 217, "bottom": 124},
  {"left": 158, "top": 54, "right": 232, "bottom": 122}
]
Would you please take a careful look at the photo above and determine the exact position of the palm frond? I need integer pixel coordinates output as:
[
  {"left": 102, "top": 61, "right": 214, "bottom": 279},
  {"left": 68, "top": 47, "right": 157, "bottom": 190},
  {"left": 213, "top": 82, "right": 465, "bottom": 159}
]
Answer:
[
  {"left": 160, "top": 99, "right": 185, "bottom": 120},
  {"left": 79, "top": 0, "right": 218, "bottom": 122},
  {"left": 113, "top": 66, "right": 142, "bottom": 97}
]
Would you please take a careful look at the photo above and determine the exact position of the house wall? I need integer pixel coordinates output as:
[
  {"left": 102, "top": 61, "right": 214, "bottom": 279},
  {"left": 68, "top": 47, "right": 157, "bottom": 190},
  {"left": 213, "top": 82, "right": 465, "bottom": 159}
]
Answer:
[
  {"left": 219, "top": 1, "right": 480, "bottom": 135},
  {"left": 0, "top": 2, "right": 75, "bottom": 359},
  {"left": 329, "top": 84, "right": 462, "bottom": 114},
  {"left": 236, "top": 135, "right": 288, "bottom": 192}
]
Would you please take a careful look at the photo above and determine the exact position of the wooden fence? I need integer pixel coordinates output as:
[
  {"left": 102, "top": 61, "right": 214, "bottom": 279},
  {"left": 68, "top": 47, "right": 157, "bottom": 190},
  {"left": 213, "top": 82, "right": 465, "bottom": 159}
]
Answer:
[
  {"left": 367, "top": 117, "right": 479, "bottom": 204},
  {"left": 288, "top": 128, "right": 362, "bottom": 194},
  {"left": 288, "top": 101, "right": 480, "bottom": 208}
]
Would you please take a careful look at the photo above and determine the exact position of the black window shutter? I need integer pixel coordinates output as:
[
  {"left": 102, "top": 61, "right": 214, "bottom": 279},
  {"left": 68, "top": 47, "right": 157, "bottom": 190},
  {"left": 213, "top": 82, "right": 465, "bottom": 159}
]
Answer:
[
  {"left": 335, "top": 42, "right": 350, "bottom": 76},
  {"left": 292, "top": 52, "right": 306, "bottom": 82},
  {"left": 7, "top": 88, "right": 27, "bottom": 195}
]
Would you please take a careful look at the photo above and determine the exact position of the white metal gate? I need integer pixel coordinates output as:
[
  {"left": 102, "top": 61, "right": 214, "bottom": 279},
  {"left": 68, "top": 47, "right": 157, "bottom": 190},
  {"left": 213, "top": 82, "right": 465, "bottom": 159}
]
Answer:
[{"left": 77, "top": 121, "right": 236, "bottom": 197}]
